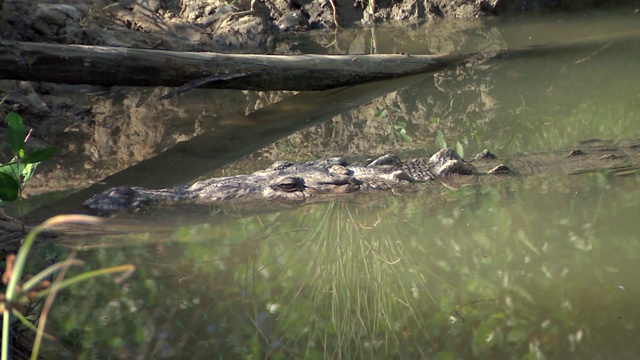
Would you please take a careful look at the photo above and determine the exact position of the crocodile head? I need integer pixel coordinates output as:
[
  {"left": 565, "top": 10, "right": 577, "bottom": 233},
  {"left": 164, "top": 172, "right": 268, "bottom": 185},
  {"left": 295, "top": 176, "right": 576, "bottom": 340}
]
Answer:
[
  {"left": 83, "top": 185, "right": 154, "bottom": 214},
  {"left": 261, "top": 164, "right": 363, "bottom": 202},
  {"left": 257, "top": 149, "right": 475, "bottom": 201},
  {"left": 181, "top": 159, "right": 366, "bottom": 206},
  {"left": 83, "top": 150, "right": 477, "bottom": 214}
]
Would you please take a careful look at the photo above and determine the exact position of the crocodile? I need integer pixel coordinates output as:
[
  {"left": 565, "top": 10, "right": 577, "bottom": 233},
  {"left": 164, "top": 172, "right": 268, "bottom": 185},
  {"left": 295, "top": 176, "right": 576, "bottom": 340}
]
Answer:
[{"left": 83, "top": 138, "right": 640, "bottom": 214}]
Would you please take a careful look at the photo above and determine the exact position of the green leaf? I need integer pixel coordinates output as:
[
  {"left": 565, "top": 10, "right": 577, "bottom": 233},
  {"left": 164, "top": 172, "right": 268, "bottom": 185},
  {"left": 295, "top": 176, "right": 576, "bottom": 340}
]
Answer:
[
  {"left": 21, "top": 162, "right": 38, "bottom": 186},
  {"left": 435, "top": 131, "right": 447, "bottom": 149},
  {"left": 0, "top": 172, "right": 20, "bottom": 202},
  {"left": 135, "top": 327, "right": 146, "bottom": 342},
  {"left": 430, "top": 117, "right": 441, "bottom": 124},
  {"left": 398, "top": 132, "right": 413, "bottom": 144},
  {"left": 506, "top": 329, "right": 527, "bottom": 343},
  {"left": 0, "top": 163, "right": 24, "bottom": 179},
  {"left": 5, "top": 112, "right": 27, "bottom": 158},
  {"left": 455, "top": 141, "right": 465, "bottom": 158},
  {"left": 21, "top": 146, "right": 58, "bottom": 163},
  {"left": 378, "top": 110, "right": 389, "bottom": 123}
]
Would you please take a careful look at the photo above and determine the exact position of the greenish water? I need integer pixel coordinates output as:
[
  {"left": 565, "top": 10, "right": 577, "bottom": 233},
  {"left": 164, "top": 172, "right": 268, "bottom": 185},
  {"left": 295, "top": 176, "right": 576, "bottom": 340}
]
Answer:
[
  {"left": 267, "top": 7, "right": 640, "bottom": 161},
  {"left": 44, "top": 173, "right": 640, "bottom": 358},
  {"left": 35, "top": 7, "right": 640, "bottom": 360}
]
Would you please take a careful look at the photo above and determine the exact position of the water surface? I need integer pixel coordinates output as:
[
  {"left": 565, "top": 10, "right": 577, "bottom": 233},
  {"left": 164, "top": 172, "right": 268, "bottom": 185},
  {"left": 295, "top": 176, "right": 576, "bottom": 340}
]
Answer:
[{"left": 32, "top": 7, "right": 640, "bottom": 359}]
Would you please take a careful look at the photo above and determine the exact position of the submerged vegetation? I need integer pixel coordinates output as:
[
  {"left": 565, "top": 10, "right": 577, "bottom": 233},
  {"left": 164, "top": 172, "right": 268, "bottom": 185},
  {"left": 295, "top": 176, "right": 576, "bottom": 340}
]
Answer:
[{"left": 38, "top": 172, "right": 640, "bottom": 358}]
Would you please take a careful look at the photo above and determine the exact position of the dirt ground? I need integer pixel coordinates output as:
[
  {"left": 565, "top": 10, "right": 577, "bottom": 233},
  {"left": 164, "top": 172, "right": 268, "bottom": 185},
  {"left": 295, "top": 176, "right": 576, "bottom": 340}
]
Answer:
[{"left": 0, "top": 0, "right": 621, "bottom": 52}]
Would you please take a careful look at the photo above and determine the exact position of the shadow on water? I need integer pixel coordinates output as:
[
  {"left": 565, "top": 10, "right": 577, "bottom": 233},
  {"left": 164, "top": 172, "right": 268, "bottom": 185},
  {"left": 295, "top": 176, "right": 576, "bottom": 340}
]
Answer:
[{"left": 23, "top": 73, "right": 432, "bottom": 222}]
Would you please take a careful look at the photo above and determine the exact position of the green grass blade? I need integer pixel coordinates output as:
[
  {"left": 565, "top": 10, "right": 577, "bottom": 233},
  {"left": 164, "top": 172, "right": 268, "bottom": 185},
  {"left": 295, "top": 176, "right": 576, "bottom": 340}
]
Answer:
[
  {"left": 21, "top": 259, "right": 86, "bottom": 293},
  {"left": 35, "top": 265, "right": 136, "bottom": 298},
  {"left": 11, "top": 310, "right": 55, "bottom": 341},
  {"left": 6, "top": 216, "right": 102, "bottom": 302},
  {"left": 1, "top": 308, "right": 10, "bottom": 360}
]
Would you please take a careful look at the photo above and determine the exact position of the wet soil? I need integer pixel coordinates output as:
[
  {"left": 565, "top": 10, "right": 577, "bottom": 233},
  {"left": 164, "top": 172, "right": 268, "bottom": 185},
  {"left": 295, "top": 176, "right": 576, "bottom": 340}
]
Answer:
[{"left": 0, "top": 0, "right": 621, "bottom": 53}]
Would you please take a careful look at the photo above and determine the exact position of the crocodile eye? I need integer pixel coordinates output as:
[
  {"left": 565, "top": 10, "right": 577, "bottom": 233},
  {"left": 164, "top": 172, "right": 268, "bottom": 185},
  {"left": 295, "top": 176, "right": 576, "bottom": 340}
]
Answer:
[{"left": 271, "top": 177, "right": 304, "bottom": 192}]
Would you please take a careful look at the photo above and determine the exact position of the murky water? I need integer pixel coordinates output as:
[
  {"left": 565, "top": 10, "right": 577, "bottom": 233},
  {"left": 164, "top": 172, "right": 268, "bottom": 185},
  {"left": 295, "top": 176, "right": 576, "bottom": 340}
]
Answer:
[
  {"left": 30, "top": 7, "right": 640, "bottom": 359},
  {"left": 46, "top": 173, "right": 640, "bottom": 358}
]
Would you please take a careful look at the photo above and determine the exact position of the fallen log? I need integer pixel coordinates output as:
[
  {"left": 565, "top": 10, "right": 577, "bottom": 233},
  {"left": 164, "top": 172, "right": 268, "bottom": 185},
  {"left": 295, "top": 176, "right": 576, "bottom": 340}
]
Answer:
[
  {"left": 0, "top": 40, "right": 470, "bottom": 91},
  {"left": 1, "top": 31, "right": 638, "bottom": 93}
]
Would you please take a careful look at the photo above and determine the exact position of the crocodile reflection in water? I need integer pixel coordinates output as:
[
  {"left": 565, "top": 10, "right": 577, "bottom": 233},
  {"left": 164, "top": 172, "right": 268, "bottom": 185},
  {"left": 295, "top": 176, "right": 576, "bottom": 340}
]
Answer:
[{"left": 83, "top": 139, "right": 640, "bottom": 214}]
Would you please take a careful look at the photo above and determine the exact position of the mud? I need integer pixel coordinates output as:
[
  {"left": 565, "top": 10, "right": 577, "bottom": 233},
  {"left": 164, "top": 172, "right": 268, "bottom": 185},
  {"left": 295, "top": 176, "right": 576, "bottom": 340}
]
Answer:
[{"left": 1, "top": 0, "right": 623, "bottom": 53}]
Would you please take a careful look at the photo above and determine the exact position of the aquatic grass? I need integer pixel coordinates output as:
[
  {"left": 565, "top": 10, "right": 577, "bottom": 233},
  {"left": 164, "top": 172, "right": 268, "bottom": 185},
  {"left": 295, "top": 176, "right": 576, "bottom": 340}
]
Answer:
[
  {"left": 269, "top": 201, "right": 443, "bottom": 358},
  {"left": 29, "top": 173, "right": 640, "bottom": 357},
  {"left": 1, "top": 215, "right": 135, "bottom": 360},
  {"left": 252, "top": 177, "right": 634, "bottom": 358}
]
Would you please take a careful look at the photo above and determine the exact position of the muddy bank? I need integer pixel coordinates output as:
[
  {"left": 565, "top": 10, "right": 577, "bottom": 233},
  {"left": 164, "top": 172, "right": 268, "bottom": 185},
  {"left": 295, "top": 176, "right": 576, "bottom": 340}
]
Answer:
[{"left": 1, "top": 0, "right": 634, "bottom": 53}]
